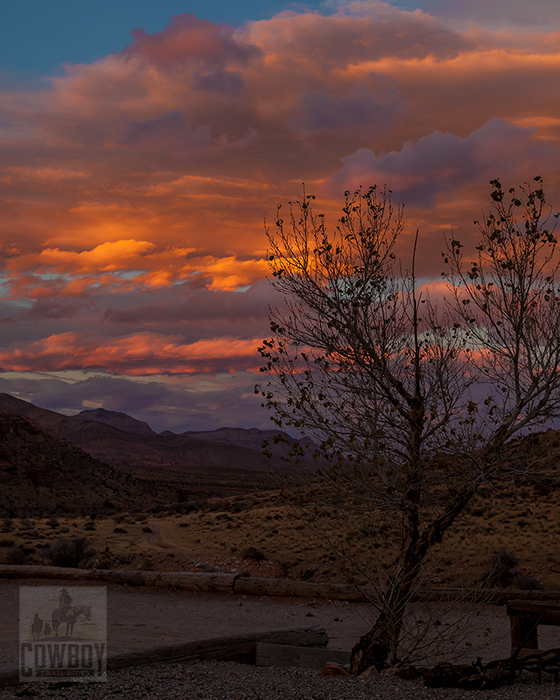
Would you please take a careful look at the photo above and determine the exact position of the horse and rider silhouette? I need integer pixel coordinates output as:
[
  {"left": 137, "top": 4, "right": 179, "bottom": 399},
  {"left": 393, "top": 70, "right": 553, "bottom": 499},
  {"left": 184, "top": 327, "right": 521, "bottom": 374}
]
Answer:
[
  {"left": 29, "top": 589, "right": 92, "bottom": 639},
  {"left": 31, "top": 614, "right": 43, "bottom": 640},
  {"left": 50, "top": 588, "right": 92, "bottom": 638}
]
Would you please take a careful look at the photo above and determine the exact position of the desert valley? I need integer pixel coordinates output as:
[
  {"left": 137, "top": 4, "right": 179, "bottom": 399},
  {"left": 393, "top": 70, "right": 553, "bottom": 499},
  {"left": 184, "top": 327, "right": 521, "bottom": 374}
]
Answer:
[{"left": 1, "top": 392, "right": 560, "bottom": 591}]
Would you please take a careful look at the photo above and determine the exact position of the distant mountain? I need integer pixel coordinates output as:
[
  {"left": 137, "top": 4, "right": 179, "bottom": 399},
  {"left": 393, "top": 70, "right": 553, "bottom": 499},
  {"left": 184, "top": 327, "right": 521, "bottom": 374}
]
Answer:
[
  {"left": 76, "top": 406, "right": 313, "bottom": 459},
  {"left": 0, "top": 394, "right": 302, "bottom": 481},
  {"left": 76, "top": 407, "right": 156, "bottom": 436},
  {"left": 183, "top": 426, "right": 317, "bottom": 459}
]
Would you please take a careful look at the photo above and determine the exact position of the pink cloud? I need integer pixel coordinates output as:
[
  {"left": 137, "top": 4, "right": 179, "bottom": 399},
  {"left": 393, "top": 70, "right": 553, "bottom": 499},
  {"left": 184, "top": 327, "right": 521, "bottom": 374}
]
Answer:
[
  {"left": 0, "top": 332, "right": 263, "bottom": 376},
  {"left": 0, "top": 4, "right": 559, "bottom": 431},
  {"left": 125, "top": 14, "right": 262, "bottom": 68}
]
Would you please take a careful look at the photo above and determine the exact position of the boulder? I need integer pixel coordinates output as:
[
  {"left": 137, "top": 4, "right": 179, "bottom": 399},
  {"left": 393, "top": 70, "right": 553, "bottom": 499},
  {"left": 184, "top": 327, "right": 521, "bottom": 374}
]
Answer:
[
  {"left": 320, "top": 662, "right": 350, "bottom": 677},
  {"left": 358, "top": 665, "right": 378, "bottom": 678}
]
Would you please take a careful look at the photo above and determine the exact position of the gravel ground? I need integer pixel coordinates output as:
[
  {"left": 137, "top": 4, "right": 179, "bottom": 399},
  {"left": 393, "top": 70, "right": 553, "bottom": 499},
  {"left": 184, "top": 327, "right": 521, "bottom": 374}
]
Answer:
[
  {"left": 1, "top": 660, "right": 560, "bottom": 700},
  {"left": 4, "top": 578, "right": 560, "bottom": 699}
]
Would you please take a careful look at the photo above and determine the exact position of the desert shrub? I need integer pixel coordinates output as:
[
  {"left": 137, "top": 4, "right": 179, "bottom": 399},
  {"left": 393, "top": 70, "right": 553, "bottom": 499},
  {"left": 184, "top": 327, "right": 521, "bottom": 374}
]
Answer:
[
  {"left": 4, "top": 546, "right": 28, "bottom": 565},
  {"left": 484, "top": 549, "right": 518, "bottom": 587},
  {"left": 113, "top": 527, "right": 127, "bottom": 533},
  {"left": 514, "top": 573, "right": 544, "bottom": 590},
  {"left": 0, "top": 539, "right": 15, "bottom": 547},
  {"left": 20, "top": 519, "right": 34, "bottom": 530},
  {"left": 242, "top": 546, "right": 267, "bottom": 562},
  {"left": 148, "top": 505, "right": 166, "bottom": 514},
  {"left": 177, "top": 502, "right": 197, "bottom": 514},
  {"left": 215, "top": 513, "right": 232, "bottom": 522},
  {"left": 45, "top": 537, "right": 94, "bottom": 568},
  {"left": 83, "top": 522, "right": 96, "bottom": 531},
  {"left": 279, "top": 561, "right": 293, "bottom": 577}
]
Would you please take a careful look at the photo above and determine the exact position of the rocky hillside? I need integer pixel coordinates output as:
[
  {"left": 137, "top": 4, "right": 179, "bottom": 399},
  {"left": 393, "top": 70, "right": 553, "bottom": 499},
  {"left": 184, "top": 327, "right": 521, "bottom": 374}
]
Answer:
[{"left": 0, "top": 413, "right": 175, "bottom": 517}]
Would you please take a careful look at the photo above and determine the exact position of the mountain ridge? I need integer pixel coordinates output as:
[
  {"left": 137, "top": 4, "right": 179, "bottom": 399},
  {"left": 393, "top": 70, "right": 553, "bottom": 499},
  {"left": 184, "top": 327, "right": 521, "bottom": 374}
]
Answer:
[
  {"left": 0, "top": 393, "right": 303, "bottom": 476},
  {"left": 76, "top": 407, "right": 156, "bottom": 436}
]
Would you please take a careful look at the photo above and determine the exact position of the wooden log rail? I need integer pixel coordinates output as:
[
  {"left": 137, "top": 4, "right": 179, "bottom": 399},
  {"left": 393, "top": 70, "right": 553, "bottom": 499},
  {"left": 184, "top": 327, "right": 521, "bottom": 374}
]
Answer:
[
  {"left": 4, "top": 565, "right": 560, "bottom": 604},
  {"left": 506, "top": 600, "right": 560, "bottom": 651}
]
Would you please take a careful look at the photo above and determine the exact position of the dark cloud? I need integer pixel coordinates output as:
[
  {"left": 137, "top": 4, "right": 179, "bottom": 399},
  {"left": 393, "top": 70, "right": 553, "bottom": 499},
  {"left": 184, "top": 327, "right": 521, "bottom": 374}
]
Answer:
[
  {"left": 195, "top": 71, "right": 245, "bottom": 96},
  {"left": 121, "top": 109, "right": 213, "bottom": 155},
  {"left": 327, "top": 118, "right": 558, "bottom": 206},
  {"left": 25, "top": 298, "right": 94, "bottom": 321},
  {"left": 103, "top": 279, "right": 281, "bottom": 327},
  {"left": 290, "top": 83, "right": 403, "bottom": 135}
]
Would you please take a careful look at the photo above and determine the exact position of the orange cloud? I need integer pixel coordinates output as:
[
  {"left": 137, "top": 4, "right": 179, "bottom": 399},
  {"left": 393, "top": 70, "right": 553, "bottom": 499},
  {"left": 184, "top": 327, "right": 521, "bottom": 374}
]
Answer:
[
  {"left": 34, "top": 240, "right": 157, "bottom": 272},
  {"left": 2, "top": 239, "right": 268, "bottom": 296},
  {"left": 0, "top": 3, "right": 559, "bottom": 403},
  {"left": 0, "top": 332, "right": 263, "bottom": 376},
  {"left": 1, "top": 7, "right": 558, "bottom": 270}
]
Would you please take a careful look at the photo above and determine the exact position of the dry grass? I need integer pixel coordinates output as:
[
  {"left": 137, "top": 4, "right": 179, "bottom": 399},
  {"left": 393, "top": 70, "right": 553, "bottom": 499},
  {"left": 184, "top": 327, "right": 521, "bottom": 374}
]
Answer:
[{"left": 3, "top": 484, "right": 560, "bottom": 588}]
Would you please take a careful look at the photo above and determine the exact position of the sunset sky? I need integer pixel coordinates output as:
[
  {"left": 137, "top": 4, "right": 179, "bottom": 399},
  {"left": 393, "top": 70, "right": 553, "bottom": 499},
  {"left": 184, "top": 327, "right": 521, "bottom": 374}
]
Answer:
[{"left": 0, "top": 0, "right": 559, "bottom": 432}]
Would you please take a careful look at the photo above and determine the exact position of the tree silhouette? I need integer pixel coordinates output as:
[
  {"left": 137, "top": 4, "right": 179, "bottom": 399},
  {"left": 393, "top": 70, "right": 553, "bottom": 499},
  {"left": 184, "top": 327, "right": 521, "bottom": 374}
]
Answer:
[{"left": 257, "top": 179, "right": 560, "bottom": 670}]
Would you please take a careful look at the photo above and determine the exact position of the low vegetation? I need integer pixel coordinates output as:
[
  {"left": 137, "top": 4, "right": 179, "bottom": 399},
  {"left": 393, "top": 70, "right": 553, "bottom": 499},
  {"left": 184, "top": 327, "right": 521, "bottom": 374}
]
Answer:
[
  {"left": 44, "top": 537, "right": 94, "bottom": 568},
  {"left": 2, "top": 479, "right": 560, "bottom": 590}
]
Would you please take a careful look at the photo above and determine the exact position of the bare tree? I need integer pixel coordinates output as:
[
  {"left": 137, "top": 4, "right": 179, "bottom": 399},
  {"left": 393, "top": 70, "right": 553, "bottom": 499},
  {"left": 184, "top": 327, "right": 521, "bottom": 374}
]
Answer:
[{"left": 256, "top": 180, "right": 560, "bottom": 672}]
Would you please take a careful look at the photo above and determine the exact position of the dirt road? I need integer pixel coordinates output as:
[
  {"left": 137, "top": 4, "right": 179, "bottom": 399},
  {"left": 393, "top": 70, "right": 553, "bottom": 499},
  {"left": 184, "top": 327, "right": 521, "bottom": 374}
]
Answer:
[{"left": 3, "top": 576, "right": 560, "bottom": 676}]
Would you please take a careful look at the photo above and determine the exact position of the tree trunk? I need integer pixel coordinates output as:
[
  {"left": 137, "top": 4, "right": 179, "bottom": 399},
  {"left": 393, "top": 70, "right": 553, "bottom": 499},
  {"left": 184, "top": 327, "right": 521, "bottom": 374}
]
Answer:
[
  {"left": 349, "top": 611, "right": 392, "bottom": 674},
  {"left": 349, "top": 484, "right": 478, "bottom": 674},
  {"left": 349, "top": 574, "right": 412, "bottom": 674}
]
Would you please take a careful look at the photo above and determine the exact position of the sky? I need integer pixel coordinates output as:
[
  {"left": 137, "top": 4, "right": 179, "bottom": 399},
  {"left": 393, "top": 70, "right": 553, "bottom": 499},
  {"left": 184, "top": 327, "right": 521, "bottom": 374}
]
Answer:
[{"left": 0, "top": 0, "right": 559, "bottom": 432}]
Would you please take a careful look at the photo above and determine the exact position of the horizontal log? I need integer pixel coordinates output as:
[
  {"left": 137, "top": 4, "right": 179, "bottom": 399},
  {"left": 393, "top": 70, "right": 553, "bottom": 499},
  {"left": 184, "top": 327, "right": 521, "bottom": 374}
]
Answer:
[
  {"left": 3, "top": 566, "right": 560, "bottom": 604},
  {"left": 256, "top": 643, "right": 350, "bottom": 669},
  {"left": 107, "top": 570, "right": 161, "bottom": 586},
  {"left": 158, "top": 572, "right": 236, "bottom": 593},
  {"left": 0, "top": 565, "right": 91, "bottom": 580},
  {"left": 0, "top": 626, "right": 328, "bottom": 687},
  {"left": 507, "top": 600, "right": 560, "bottom": 626},
  {"left": 233, "top": 576, "right": 373, "bottom": 600},
  {"left": 108, "top": 625, "right": 328, "bottom": 669}
]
